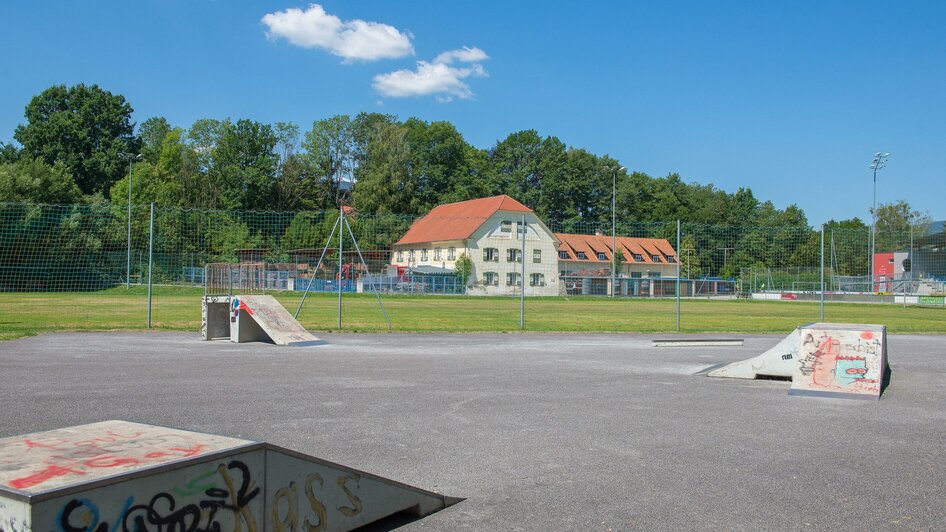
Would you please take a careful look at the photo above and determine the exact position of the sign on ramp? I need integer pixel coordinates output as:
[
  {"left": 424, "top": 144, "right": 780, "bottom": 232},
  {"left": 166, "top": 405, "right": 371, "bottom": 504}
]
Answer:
[
  {"left": 0, "top": 421, "right": 457, "bottom": 531},
  {"left": 230, "top": 294, "right": 323, "bottom": 346}
]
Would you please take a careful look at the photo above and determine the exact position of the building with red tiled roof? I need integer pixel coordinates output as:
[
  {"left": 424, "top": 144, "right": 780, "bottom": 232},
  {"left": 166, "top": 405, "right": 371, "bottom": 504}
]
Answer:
[
  {"left": 555, "top": 232, "right": 678, "bottom": 276},
  {"left": 555, "top": 232, "right": 679, "bottom": 296},
  {"left": 390, "top": 195, "right": 561, "bottom": 296}
]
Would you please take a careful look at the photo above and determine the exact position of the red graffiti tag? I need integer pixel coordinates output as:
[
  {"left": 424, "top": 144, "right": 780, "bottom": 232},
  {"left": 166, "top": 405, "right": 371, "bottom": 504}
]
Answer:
[{"left": 10, "top": 465, "right": 85, "bottom": 490}]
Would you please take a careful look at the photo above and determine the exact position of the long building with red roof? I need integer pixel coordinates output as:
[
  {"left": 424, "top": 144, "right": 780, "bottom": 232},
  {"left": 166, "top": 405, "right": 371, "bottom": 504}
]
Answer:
[{"left": 390, "top": 195, "right": 679, "bottom": 296}]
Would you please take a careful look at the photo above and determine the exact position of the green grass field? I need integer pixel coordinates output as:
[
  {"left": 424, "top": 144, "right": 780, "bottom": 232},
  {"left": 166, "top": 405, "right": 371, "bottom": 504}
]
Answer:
[{"left": 1, "top": 286, "right": 943, "bottom": 342}]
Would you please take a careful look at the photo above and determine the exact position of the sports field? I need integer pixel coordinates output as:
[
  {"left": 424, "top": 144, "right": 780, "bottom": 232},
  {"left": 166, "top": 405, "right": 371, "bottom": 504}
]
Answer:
[{"left": 0, "top": 286, "right": 943, "bottom": 341}]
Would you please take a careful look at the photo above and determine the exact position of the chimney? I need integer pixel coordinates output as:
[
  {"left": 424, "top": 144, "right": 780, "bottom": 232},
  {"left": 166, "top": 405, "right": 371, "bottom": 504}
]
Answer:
[{"left": 594, "top": 229, "right": 603, "bottom": 236}]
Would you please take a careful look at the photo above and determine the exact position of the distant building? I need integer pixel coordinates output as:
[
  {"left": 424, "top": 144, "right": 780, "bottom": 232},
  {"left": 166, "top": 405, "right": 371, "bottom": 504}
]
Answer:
[
  {"left": 555, "top": 232, "right": 679, "bottom": 296},
  {"left": 390, "top": 195, "right": 561, "bottom": 296}
]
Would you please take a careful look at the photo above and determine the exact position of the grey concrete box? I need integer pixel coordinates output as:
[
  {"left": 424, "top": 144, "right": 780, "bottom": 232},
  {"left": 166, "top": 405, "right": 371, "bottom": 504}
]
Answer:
[{"left": 0, "top": 421, "right": 454, "bottom": 532}]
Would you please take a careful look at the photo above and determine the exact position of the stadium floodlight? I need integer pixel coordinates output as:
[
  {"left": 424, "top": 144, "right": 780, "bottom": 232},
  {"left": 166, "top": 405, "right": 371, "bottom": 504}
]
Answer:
[
  {"left": 869, "top": 152, "right": 890, "bottom": 292},
  {"left": 121, "top": 153, "right": 143, "bottom": 288}
]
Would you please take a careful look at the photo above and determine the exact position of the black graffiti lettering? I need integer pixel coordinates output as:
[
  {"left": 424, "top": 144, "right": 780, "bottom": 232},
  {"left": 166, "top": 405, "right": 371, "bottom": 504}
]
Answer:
[{"left": 60, "top": 499, "right": 109, "bottom": 532}]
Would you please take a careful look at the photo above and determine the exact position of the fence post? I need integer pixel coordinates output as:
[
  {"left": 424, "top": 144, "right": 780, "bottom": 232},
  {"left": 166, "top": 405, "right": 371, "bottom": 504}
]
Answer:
[
  {"left": 337, "top": 207, "right": 343, "bottom": 331},
  {"left": 676, "top": 220, "right": 681, "bottom": 332},
  {"left": 147, "top": 203, "right": 155, "bottom": 329},
  {"left": 820, "top": 224, "right": 825, "bottom": 321},
  {"left": 520, "top": 214, "right": 525, "bottom": 331}
]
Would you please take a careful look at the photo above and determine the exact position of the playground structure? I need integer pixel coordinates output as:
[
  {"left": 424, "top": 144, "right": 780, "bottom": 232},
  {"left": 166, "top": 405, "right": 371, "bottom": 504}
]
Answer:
[
  {"left": 0, "top": 420, "right": 457, "bottom": 531},
  {"left": 202, "top": 264, "right": 322, "bottom": 346}
]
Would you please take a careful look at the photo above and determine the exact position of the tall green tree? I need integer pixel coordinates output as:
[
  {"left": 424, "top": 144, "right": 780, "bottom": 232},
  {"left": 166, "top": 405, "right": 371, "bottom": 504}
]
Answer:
[
  {"left": 0, "top": 142, "right": 19, "bottom": 164},
  {"left": 139, "top": 117, "right": 172, "bottom": 164},
  {"left": 352, "top": 121, "right": 413, "bottom": 214},
  {"left": 14, "top": 84, "right": 140, "bottom": 196},
  {"left": 210, "top": 119, "right": 279, "bottom": 210},
  {"left": 0, "top": 158, "right": 82, "bottom": 203},
  {"left": 303, "top": 115, "right": 356, "bottom": 205}
]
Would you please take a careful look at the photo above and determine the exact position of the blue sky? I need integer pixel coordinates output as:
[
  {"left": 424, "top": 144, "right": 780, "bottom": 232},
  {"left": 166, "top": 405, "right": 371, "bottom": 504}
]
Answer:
[{"left": 1, "top": 1, "right": 944, "bottom": 224}]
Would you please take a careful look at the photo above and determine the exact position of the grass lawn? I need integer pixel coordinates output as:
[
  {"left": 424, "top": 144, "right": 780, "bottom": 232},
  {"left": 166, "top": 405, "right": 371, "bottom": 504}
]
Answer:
[{"left": 0, "top": 286, "right": 943, "bottom": 342}]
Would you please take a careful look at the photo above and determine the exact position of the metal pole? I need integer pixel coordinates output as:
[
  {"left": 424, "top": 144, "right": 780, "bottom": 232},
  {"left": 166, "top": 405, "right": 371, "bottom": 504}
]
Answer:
[
  {"left": 337, "top": 207, "right": 344, "bottom": 330},
  {"left": 520, "top": 214, "right": 526, "bottom": 331},
  {"left": 907, "top": 224, "right": 913, "bottom": 308},
  {"left": 612, "top": 170, "right": 616, "bottom": 299},
  {"left": 871, "top": 166, "right": 876, "bottom": 293},
  {"left": 147, "top": 203, "right": 155, "bottom": 328},
  {"left": 676, "top": 220, "right": 681, "bottom": 331},
  {"left": 820, "top": 224, "right": 825, "bottom": 321},
  {"left": 126, "top": 158, "right": 134, "bottom": 288}
]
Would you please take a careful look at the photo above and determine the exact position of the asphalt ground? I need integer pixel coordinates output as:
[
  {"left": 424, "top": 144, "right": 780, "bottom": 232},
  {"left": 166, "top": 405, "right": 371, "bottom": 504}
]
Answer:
[{"left": 1, "top": 332, "right": 944, "bottom": 530}]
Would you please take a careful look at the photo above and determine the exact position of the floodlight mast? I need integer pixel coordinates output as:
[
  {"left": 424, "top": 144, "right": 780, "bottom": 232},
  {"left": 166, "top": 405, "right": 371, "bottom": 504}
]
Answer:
[
  {"left": 121, "top": 153, "right": 142, "bottom": 288},
  {"left": 869, "top": 152, "right": 890, "bottom": 292}
]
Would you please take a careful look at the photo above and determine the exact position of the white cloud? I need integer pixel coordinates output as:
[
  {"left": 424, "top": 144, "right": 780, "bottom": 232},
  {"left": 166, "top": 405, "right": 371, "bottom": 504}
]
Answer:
[
  {"left": 373, "top": 46, "right": 489, "bottom": 102},
  {"left": 433, "top": 46, "right": 489, "bottom": 65},
  {"left": 262, "top": 4, "right": 413, "bottom": 62}
]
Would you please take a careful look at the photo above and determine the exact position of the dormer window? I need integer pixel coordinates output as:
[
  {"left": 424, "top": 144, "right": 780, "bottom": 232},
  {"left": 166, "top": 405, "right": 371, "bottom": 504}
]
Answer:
[
  {"left": 597, "top": 252, "right": 607, "bottom": 261},
  {"left": 651, "top": 254, "right": 661, "bottom": 262},
  {"left": 633, "top": 254, "right": 643, "bottom": 262},
  {"left": 576, "top": 252, "right": 587, "bottom": 260},
  {"left": 667, "top": 256, "right": 677, "bottom": 263},
  {"left": 559, "top": 250, "right": 569, "bottom": 259}
]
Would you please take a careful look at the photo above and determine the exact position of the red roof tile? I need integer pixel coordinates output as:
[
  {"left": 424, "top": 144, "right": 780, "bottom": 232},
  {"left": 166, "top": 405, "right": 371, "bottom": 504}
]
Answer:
[
  {"left": 395, "top": 195, "right": 533, "bottom": 245},
  {"left": 554, "top": 233, "right": 678, "bottom": 264}
]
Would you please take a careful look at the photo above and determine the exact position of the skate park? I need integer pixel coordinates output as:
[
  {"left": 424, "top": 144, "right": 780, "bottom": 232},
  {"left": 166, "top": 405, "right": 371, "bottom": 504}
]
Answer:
[{"left": 1, "top": 330, "right": 943, "bottom": 530}]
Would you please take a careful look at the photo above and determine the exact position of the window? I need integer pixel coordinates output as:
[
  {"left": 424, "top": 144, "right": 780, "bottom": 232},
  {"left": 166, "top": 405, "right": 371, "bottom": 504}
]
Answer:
[
  {"left": 558, "top": 250, "right": 569, "bottom": 259},
  {"left": 533, "top": 249, "right": 542, "bottom": 263},
  {"left": 483, "top": 247, "right": 499, "bottom": 262},
  {"left": 517, "top": 221, "right": 528, "bottom": 236},
  {"left": 576, "top": 252, "right": 587, "bottom": 260},
  {"left": 448, "top": 247, "right": 456, "bottom": 260},
  {"left": 667, "top": 256, "right": 677, "bottom": 264},
  {"left": 397, "top": 250, "right": 403, "bottom": 262},
  {"left": 648, "top": 271, "right": 661, "bottom": 278},
  {"left": 434, "top": 248, "right": 442, "bottom": 260},
  {"left": 633, "top": 254, "right": 643, "bottom": 263},
  {"left": 500, "top": 220, "right": 512, "bottom": 233},
  {"left": 484, "top": 272, "right": 499, "bottom": 286},
  {"left": 530, "top": 273, "right": 545, "bottom": 287},
  {"left": 631, "top": 272, "right": 642, "bottom": 279},
  {"left": 507, "top": 248, "right": 522, "bottom": 262},
  {"left": 507, "top": 272, "right": 521, "bottom": 286},
  {"left": 421, "top": 249, "right": 429, "bottom": 261},
  {"left": 409, "top": 249, "right": 415, "bottom": 261},
  {"left": 597, "top": 252, "right": 607, "bottom": 261},
  {"left": 651, "top": 254, "right": 661, "bottom": 262}
]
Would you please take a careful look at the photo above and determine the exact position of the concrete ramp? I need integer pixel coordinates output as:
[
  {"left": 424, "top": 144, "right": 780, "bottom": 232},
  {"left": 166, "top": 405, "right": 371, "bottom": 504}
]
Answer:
[
  {"left": 707, "top": 327, "right": 802, "bottom": 379},
  {"left": 0, "top": 421, "right": 457, "bottom": 532},
  {"left": 231, "top": 294, "right": 322, "bottom": 346}
]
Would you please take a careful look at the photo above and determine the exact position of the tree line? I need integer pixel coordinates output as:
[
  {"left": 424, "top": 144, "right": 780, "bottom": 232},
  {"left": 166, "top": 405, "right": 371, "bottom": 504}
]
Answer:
[
  {"left": 1, "top": 83, "right": 823, "bottom": 229},
  {"left": 0, "top": 83, "right": 935, "bottom": 286}
]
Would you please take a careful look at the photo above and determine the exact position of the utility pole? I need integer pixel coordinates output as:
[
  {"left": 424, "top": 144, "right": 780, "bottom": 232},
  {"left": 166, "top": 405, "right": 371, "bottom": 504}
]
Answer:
[{"left": 604, "top": 164, "right": 625, "bottom": 298}]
